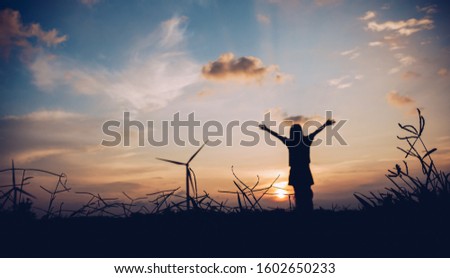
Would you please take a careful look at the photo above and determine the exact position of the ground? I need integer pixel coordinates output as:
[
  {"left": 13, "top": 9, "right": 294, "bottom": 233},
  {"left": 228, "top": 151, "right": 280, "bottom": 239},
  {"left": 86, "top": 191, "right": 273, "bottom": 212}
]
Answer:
[{"left": 1, "top": 208, "right": 449, "bottom": 257}]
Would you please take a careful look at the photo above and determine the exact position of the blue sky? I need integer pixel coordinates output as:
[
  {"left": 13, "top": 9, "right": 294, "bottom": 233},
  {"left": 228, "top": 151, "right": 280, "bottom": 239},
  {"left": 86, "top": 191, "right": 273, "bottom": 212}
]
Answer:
[{"left": 0, "top": 0, "right": 449, "bottom": 208}]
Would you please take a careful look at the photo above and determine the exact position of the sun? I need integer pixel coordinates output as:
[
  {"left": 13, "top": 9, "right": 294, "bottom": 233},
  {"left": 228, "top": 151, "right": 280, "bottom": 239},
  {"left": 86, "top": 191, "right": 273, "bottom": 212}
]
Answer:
[
  {"left": 275, "top": 188, "right": 287, "bottom": 199},
  {"left": 273, "top": 181, "right": 289, "bottom": 199}
]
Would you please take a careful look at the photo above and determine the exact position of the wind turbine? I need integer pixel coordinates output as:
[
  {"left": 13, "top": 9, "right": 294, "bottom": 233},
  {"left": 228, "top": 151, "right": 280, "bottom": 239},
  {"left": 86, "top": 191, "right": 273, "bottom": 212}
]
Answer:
[{"left": 156, "top": 141, "right": 208, "bottom": 210}]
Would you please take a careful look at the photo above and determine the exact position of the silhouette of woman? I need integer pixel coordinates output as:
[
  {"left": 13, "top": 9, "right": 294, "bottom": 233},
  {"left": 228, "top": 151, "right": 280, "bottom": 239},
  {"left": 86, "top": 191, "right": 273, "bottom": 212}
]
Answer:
[{"left": 259, "top": 119, "right": 335, "bottom": 212}]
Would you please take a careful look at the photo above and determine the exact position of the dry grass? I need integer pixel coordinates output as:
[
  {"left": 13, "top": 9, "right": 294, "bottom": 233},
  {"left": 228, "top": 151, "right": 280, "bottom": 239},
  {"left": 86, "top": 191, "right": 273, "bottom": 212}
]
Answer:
[{"left": 354, "top": 109, "right": 450, "bottom": 211}]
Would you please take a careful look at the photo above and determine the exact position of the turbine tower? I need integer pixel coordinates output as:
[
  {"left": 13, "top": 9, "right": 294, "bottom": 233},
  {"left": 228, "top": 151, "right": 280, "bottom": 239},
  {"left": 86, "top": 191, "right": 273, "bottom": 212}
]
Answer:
[{"left": 156, "top": 141, "right": 208, "bottom": 210}]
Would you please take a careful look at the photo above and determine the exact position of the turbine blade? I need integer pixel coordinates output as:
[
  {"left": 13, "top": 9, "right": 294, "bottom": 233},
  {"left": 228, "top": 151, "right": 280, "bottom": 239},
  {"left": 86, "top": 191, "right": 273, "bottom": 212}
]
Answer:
[
  {"left": 187, "top": 140, "right": 209, "bottom": 164},
  {"left": 188, "top": 168, "right": 197, "bottom": 199},
  {"left": 156, "top": 157, "right": 186, "bottom": 166}
]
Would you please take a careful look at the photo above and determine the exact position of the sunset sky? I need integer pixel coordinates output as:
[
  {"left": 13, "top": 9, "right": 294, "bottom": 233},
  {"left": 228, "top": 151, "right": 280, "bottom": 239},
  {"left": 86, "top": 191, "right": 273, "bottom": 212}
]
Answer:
[{"left": 1, "top": 0, "right": 449, "bottom": 209}]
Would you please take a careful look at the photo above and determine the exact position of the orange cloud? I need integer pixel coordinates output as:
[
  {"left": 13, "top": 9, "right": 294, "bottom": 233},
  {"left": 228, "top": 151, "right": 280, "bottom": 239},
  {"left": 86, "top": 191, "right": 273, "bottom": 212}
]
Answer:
[
  {"left": 0, "top": 9, "right": 67, "bottom": 59},
  {"left": 438, "top": 68, "right": 448, "bottom": 77},
  {"left": 386, "top": 90, "right": 415, "bottom": 107},
  {"left": 402, "top": 71, "right": 421, "bottom": 80},
  {"left": 201, "top": 52, "right": 284, "bottom": 83}
]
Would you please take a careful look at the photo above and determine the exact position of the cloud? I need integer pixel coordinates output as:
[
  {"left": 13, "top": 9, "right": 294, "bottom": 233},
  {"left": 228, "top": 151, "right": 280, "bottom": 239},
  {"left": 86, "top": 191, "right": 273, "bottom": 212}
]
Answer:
[
  {"left": 28, "top": 16, "right": 199, "bottom": 111},
  {"left": 28, "top": 54, "right": 66, "bottom": 90},
  {"left": 265, "top": 107, "right": 286, "bottom": 121},
  {"left": 283, "top": 115, "right": 315, "bottom": 125},
  {"left": 274, "top": 73, "right": 292, "bottom": 84},
  {"left": 416, "top": 4, "right": 437, "bottom": 15},
  {"left": 340, "top": 47, "right": 360, "bottom": 60},
  {"left": 327, "top": 75, "right": 349, "bottom": 89},
  {"left": 327, "top": 74, "right": 363, "bottom": 89},
  {"left": 3, "top": 109, "right": 84, "bottom": 121},
  {"left": 388, "top": 68, "right": 399, "bottom": 74},
  {"left": 158, "top": 16, "right": 188, "bottom": 48},
  {"left": 265, "top": 107, "right": 323, "bottom": 126},
  {"left": 382, "top": 35, "right": 404, "bottom": 51},
  {"left": 386, "top": 90, "right": 415, "bottom": 107},
  {"left": 367, "top": 17, "right": 434, "bottom": 36},
  {"left": 402, "top": 71, "right": 420, "bottom": 80},
  {"left": 256, "top": 14, "right": 271, "bottom": 25},
  {"left": 0, "top": 108, "right": 165, "bottom": 190},
  {"left": 14, "top": 148, "right": 72, "bottom": 163},
  {"left": 0, "top": 9, "right": 67, "bottom": 59},
  {"left": 201, "top": 52, "right": 285, "bottom": 83},
  {"left": 0, "top": 109, "right": 100, "bottom": 164},
  {"left": 389, "top": 53, "right": 416, "bottom": 74},
  {"left": 368, "top": 41, "right": 384, "bottom": 47},
  {"left": 395, "top": 53, "right": 416, "bottom": 66},
  {"left": 335, "top": 82, "right": 351, "bottom": 89},
  {"left": 381, "top": 4, "right": 390, "bottom": 10},
  {"left": 359, "top": 11, "right": 376, "bottom": 21},
  {"left": 438, "top": 68, "right": 448, "bottom": 77}
]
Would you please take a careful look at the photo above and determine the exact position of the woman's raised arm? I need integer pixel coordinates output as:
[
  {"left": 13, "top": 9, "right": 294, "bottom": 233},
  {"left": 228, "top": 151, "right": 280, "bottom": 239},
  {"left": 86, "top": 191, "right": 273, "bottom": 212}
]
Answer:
[
  {"left": 309, "top": 119, "right": 335, "bottom": 139},
  {"left": 259, "top": 124, "right": 288, "bottom": 144}
]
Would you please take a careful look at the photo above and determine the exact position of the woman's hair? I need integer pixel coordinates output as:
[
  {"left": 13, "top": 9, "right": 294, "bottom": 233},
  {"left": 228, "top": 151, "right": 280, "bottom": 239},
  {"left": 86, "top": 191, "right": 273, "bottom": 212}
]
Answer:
[{"left": 289, "top": 124, "right": 302, "bottom": 139}]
